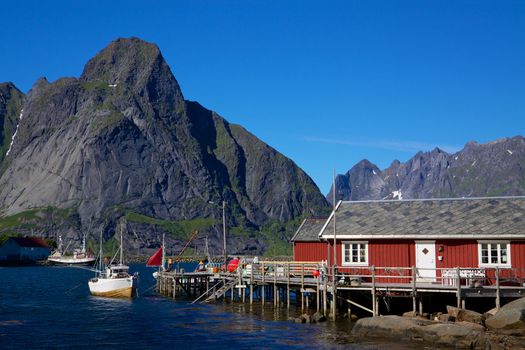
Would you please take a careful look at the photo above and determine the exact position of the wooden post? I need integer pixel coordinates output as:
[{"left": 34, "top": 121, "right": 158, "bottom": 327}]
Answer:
[
  {"left": 250, "top": 264, "right": 254, "bottom": 305},
  {"left": 301, "top": 263, "right": 305, "bottom": 311},
  {"left": 172, "top": 277, "right": 176, "bottom": 299},
  {"left": 287, "top": 264, "right": 290, "bottom": 309},
  {"left": 261, "top": 261, "right": 265, "bottom": 304},
  {"left": 419, "top": 298, "right": 423, "bottom": 315},
  {"left": 323, "top": 265, "right": 328, "bottom": 316},
  {"left": 238, "top": 263, "right": 244, "bottom": 303},
  {"left": 316, "top": 273, "right": 320, "bottom": 312},
  {"left": 412, "top": 266, "right": 417, "bottom": 314},
  {"left": 456, "top": 267, "right": 461, "bottom": 308},
  {"left": 372, "top": 265, "right": 377, "bottom": 317},
  {"left": 274, "top": 264, "right": 278, "bottom": 306},
  {"left": 347, "top": 294, "right": 352, "bottom": 320},
  {"left": 495, "top": 267, "right": 501, "bottom": 310}
]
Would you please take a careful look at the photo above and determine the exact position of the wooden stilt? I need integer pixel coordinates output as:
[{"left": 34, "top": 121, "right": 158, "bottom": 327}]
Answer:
[
  {"left": 287, "top": 264, "right": 290, "bottom": 309},
  {"left": 412, "top": 266, "right": 417, "bottom": 314},
  {"left": 323, "top": 274, "right": 328, "bottom": 316},
  {"left": 456, "top": 267, "right": 461, "bottom": 308},
  {"left": 316, "top": 276, "right": 320, "bottom": 312},
  {"left": 371, "top": 265, "right": 377, "bottom": 317},
  {"left": 262, "top": 261, "right": 265, "bottom": 304},
  {"left": 496, "top": 266, "right": 501, "bottom": 310}
]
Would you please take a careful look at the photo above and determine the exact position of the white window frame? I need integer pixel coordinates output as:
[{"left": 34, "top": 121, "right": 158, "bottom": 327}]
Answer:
[
  {"left": 478, "top": 241, "right": 511, "bottom": 268},
  {"left": 342, "top": 241, "right": 369, "bottom": 266}
]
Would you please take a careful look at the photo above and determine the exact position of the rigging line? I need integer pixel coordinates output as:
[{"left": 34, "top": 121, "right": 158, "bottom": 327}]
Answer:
[{"left": 64, "top": 283, "right": 83, "bottom": 294}]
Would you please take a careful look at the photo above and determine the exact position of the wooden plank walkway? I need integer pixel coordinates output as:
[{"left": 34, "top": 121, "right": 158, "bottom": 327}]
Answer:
[{"left": 156, "top": 261, "right": 525, "bottom": 320}]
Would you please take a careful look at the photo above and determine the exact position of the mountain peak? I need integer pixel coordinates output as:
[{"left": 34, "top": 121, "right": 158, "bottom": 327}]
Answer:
[
  {"left": 80, "top": 37, "right": 184, "bottom": 116},
  {"left": 81, "top": 37, "right": 160, "bottom": 82},
  {"left": 81, "top": 38, "right": 172, "bottom": 84}
]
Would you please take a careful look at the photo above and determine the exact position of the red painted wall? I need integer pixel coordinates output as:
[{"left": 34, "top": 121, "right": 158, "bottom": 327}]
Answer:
[
  {"left": 511, "top": 241, "right": 525, "bottom": 279},
  {"left": 294, "top": 239, "right": 525, "bottom": 284},
  {"left": 293, "top": 242, "right": 328, "bottom": 262},
  {"left": 435, "top": 240, "right": 478, "bottom": 268}
]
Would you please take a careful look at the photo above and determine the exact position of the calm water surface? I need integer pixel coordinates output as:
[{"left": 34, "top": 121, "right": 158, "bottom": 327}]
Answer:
[{"left": 0, "top": 264, "right": 417, "bottom": 349}]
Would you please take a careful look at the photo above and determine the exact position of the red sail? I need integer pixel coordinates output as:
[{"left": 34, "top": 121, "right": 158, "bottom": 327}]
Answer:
[{"left": 146, "top": 247, "right": 163, "bottom": 266}]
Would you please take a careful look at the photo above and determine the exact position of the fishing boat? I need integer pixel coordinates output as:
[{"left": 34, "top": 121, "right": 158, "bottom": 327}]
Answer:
[
  {"left": 88, "top": 223, "right": 138, "bottom": 298},
  {"left": 47, "top": 234, "right": 95, "bottom": 265}
]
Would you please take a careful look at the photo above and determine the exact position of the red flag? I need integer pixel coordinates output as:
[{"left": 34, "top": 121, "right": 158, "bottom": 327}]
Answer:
[{"left": 146, "top": 247, "right": 163, "bottom": 266}]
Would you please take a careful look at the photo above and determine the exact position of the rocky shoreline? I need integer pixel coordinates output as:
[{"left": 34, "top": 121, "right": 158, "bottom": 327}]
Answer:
[{"left": 351, "top": 297, "right": 525, "bottom": 349}]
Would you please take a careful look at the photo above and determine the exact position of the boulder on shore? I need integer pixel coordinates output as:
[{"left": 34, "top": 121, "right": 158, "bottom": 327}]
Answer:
[
  {"left": 351, "top": 316, "right": 492, "bottom": 349},
  {"left": 485, "top": 297, "right": 525, "bottom": 335},
  {"left": 312, "top": 312, "right": 327, "bottom": 323},
  {"left": 446, "top": 305, "right": 484, "bottom": 324}
]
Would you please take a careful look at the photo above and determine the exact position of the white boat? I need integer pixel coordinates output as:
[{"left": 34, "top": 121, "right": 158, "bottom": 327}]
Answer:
[
  {"left": 47, "top": 234, "right": 95, "bottom": 265},
  {"left": 88, "top": 223, "right": 138, "bottom": 298}
]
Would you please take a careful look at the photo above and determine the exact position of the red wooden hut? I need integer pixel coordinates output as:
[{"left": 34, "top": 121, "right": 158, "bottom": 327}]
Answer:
[{"left": 293, "top": 197, "right": 525, "bottom": 285}]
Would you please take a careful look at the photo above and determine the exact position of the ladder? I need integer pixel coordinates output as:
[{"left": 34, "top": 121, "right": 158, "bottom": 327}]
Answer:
[{"left": 200, "top": 278, "right": 238, "bottom": 303}]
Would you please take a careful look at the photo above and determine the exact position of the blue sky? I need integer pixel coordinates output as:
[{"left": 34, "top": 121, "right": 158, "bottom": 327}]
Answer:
[{"left": 1, "top": 1, "right": 524, "bottom": 194}]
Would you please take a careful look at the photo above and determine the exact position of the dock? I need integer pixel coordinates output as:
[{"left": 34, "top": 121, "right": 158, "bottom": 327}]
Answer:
[{"left": 156, "top": 261, "right": 525, "bottom": 319}]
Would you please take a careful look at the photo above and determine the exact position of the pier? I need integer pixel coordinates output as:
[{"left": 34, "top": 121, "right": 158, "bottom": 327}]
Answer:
[{"left": 156, "top": 261, "right": 525, "bottom": 318}]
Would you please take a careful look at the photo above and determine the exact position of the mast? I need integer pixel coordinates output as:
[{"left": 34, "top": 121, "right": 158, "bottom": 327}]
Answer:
[
  {"left": 205, "top": 234, "right": 210, "bottom": 262},
  {"left": 161, "top": 232, "right": 166, "bottom": 271},
  {"left": 119, "top": 221, "right": 123, "bottom": 265},
  {"left": 99, "top": 228, "right": 103, "bottom": 275},
  {"left": 82, "top": 233, "right": 86, "bottom": 254}
]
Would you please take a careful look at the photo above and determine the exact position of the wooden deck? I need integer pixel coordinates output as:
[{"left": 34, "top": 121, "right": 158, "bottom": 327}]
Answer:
[{"left": 156, "top": 261, "right": 525, "bottom": 319}]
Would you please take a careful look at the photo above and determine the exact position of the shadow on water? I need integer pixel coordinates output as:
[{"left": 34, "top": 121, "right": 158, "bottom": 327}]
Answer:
[{"left": 0, "top": 264, "right": 430, "bottom": 349}]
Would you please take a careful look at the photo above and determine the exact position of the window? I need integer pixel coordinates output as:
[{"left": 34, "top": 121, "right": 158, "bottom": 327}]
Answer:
[
  {"left": 342, "top": 241, "right": 368, "bottom": 266},
  {"left": 478, "top": 241, "right": 511, "bottom": 267}
]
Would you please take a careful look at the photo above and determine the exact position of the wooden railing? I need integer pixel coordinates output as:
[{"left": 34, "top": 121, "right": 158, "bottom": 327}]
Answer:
[
  {"left": 222, "top": 260, "right": 525, "bottom": 293},
  {"left": 331, "top": 266, "right": 525, "bottom": 288}
]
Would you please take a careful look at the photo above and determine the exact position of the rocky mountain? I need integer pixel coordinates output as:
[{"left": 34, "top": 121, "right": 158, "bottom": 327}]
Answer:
[
  {"left": 0, "top": 37, "right": 329, "bottom": 256},
  {"left": 328, "top": 136, "right": 525, "bottom": 203}
]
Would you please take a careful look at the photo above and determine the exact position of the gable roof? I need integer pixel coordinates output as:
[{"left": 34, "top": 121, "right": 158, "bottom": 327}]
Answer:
[
  {"left": 320, "top": 196, "right": 525, "bottom": 239},
  {"left": 9, "top": 237, "right": 49, "bottom": 248},
  {"left": 291, "top": 217, "right": 328, "bottom": 242}
]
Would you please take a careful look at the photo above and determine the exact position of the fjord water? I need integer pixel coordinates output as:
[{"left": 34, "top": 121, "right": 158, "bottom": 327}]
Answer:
[{"left": 0, "top": 264, "right": 407, "bottom": 349}]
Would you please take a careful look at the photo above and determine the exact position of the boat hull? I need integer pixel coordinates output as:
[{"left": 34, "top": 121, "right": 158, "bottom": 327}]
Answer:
[
  {"left": 88, "top": 276, "right": 137, "bottom": 298},
  {"left": 48, "top": 257, "right": 96, "bottom": 265}
]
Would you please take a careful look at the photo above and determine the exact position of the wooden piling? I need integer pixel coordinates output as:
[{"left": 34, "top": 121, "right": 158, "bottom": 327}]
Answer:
[
  {"left": 456, "top": 267, "right": 461, "bottom": 308},
  {"left": 371, "top": 266, "right": 377, "bottom": 317},
  {"left": 496, "top": 266, "right": 501, "bottom": 310},
  {"left": 286, "top": 264, "right": 290, "bottom": 309},
  {"left": 412, "top": 266, "right": 417, "bottom": 314},
  {"left": 316, "top": 274, "right": 320, "bottom": 312}
]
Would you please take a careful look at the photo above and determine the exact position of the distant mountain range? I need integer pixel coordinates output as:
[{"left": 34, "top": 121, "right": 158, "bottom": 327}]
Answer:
[
  {"left": 327, "top": 136, "right": 525, "bottom": 203},
  {"left": 0, "top": 38, "right": 328, "bottom": 256}
]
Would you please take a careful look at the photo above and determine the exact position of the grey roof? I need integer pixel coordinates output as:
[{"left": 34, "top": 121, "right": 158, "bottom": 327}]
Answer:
[
  {"left": 291, "top": 218, "right": 328, "bottom": 242},
  {"left": 320, "top": 196, "right": 525, "bottom": 238}
]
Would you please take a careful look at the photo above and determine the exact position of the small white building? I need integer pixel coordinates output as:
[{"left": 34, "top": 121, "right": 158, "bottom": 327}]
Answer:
[{"left": 0, "top": 237, "right": 50, "bottom": 264}]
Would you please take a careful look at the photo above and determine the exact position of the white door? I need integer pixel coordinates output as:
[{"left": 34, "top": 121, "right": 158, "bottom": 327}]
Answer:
[{"left": 415, "top": 241, "right": 436, "bottom": 282}]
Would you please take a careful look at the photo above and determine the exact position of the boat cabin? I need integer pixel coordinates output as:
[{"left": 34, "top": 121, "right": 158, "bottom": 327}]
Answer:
[{"left": 105, "top": 264, "right": 131, "bottom": 278}]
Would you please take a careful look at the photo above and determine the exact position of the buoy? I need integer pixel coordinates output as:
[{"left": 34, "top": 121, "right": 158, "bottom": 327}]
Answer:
[
  {"left": 312, "top": 269, "right": 320, "bottom": 278},
  {"left": 227, "top": 258, "right": 240, "bottom": 273}
]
